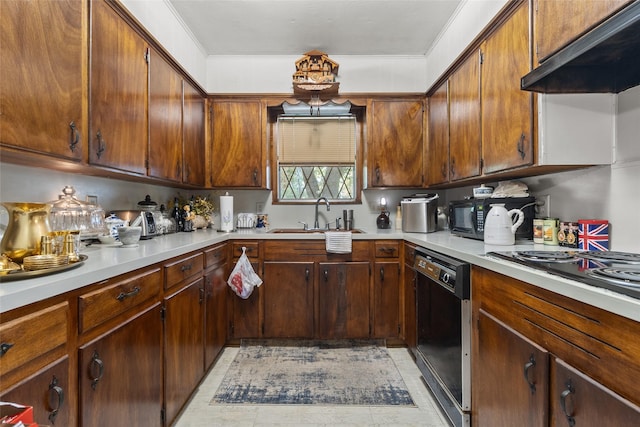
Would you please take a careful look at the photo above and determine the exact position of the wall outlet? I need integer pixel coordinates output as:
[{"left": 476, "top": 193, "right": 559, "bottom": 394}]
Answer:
[
  {"left": 256, "top": 202, "right": 265, "bottom": 213},
  {"left": 536, "top": 195, "right": 551, "bottom": 218}
]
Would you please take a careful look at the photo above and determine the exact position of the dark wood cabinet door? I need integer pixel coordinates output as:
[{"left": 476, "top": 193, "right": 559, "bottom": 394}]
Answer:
[
  {"left": 369, "top": 99, "right": 424, "bottom": 187},
  {"left": 211, "top": 100, "right": 264, "bottom": 187},
  {"left": 481, "top": 2, "right": 533, "bottom": 174},
  {"left": 229, "top": 261, "right": 262, "bottom": 338},
  {"left": 183, "top": 81, "right": 206, "bottom": 186},
  {"left": 263, "top": 261, "right": 314, "bottom": 338},
  {"left": 372, "top": 261, "right": 400, "bottom": 339},
  {"left": 0, "top": 0, "right": 84, "bottom": 160},
  {"left": 449, "top": 53, "right": 481, "bottom": 181},
  {"left": 90, "top": 0, "right": 148, "bottom": 174},
  {"left": 79, "top": 303, "right": 162, "bottom": 427},
  {"left": 316, "top": 262, "right": 370, "bottom": 339},
  {"left": 403, "top": 262, "right": 417, "bottom": 355},
  {"left": 204, "top": 264, "right": 228, "bottom": 370},
  {"left": 551, "top": 357, "right": 640, "bottom": 427},
  {"left": 1, "top": 357, "right": 72, "bottom": 426},
  {"left": 164, "top": 278, "right": 205, "bottom": 425},
  {"left": 149, "top": 49, "right": 183, "bottom": 182},
  {"left": 474, "top": 309, "right": 548, "bottom": 427},
  {"left": 426, "top": 83, "right": 449, "bottom": 186},
  {"left": 534, "top": 0, "right": 632, "bottom": 63}
]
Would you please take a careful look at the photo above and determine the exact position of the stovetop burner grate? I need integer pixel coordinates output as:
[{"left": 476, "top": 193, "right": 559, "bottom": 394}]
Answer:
[
  {"left": 588, "top": 267, "right": 640, "bottom": 287},
  {"left": 515, "top": 250, "right": 579, "bottom": 263},
  {"left": 579, "top": 251, "right": 640, "bottom": 264}
]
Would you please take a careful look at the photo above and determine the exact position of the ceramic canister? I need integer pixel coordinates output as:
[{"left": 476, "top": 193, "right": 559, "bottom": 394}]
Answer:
[{"left": 543, "top": 217, "right": 560, "bottom": 245}]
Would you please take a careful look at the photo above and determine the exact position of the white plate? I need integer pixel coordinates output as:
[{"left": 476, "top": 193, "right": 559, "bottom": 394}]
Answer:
[{"left": 119, "top": 244, "right": 139, "bottom": 248}]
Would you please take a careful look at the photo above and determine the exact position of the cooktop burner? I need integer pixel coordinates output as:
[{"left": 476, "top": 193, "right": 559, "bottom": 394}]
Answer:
[{"left": 488, "top": 250, "right": 640, "bottom": 300}]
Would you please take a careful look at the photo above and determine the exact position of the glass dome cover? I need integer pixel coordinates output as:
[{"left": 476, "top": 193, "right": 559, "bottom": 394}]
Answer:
[{"left": 49, "top": 186, "right": 103, "bottom": 237}]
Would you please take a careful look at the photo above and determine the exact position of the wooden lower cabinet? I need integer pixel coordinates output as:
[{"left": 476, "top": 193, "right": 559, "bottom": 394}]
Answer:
[
  {"left": 204, "top": 258, "right": 228, "bottom": 369},
  {"left": 316, "top": 262, "right": 370, "bottom": 339},
  {"left": 228, "top": 261, "right": 262, "bottom": 339},
  {"left": 403, "top": 252, "right": 417, "bottom": 356},
  {"left": 163, "top": 278, "right": 205, "bottom": 425},
  {"left": 0, "top": 357, "right": 71, "bottom": 426},
  {"left": 372, "top": 260, "right": 400, "bottom": 339},
  {"left": 79, "top": 303, "right": 162, "bottom": 427},
  {"left": 263, "top": 261, "right": 314, "bottom": 338}
]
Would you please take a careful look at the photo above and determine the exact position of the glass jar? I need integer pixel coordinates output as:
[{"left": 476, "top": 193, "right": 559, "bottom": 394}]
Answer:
[{"left": 48, "top": 186, "right": 92, "bottom": 236}]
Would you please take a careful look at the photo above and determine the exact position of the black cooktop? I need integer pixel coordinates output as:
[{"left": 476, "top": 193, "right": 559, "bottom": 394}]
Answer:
[{"left": 487, "top": 250, "right": 640, "bottom": 300}]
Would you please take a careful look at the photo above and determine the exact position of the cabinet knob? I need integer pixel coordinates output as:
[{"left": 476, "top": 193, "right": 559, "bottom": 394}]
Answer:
[
  {"left": 48, "top": 375, "right": 64, "bottom": 424},
  {"left": 0, "top": 342, "right": 14, "bottom": 357},
  {"left": 305, "top": 268, "right": 310, "bottom": 281}
]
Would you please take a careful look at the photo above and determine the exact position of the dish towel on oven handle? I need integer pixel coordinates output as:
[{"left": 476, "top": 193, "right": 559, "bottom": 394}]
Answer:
[
  {"left": 325, "top": 231, "right": 352, "bottom": 254},
  {"left": 227, "top": 247, "right": 262, "bottom": 299}
]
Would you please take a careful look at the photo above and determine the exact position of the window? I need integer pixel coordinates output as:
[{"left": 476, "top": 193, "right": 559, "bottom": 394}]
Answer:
[{"left": 276, "top": 116, "right": 357, "bottom": 202}]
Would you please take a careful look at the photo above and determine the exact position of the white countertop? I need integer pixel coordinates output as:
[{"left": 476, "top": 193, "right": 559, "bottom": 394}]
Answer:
[{"left": 2, "top": 227, "right": 639, "bottom": 323}]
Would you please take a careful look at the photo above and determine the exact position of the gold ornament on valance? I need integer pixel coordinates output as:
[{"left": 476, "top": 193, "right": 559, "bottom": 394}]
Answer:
[{"left": 292, "top": 50, "right": 339, "bottom": 95}]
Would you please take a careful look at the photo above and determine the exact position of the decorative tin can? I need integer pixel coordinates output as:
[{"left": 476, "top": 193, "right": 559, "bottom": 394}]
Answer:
[
  {"left": 543, "top": 217, "right": 559, "bottom": 245},
  {"left": 578, "top": 219, "right": 609, "bottom": 251},
  {"left": 558, "top": 221, "right": 579, "bottom": 248},
  {"left": 533, "top": 219, "right": 544, "bottom": 244}
]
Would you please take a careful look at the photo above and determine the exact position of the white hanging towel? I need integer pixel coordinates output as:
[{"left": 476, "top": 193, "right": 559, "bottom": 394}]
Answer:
[{"left": 325, "top": 231, "right": 352, "bottom": 254}]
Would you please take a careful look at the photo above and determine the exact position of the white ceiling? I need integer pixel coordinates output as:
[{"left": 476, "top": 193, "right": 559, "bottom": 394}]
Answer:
[{"left": 167, "top": 0, "right": 463, "bottom": 56}]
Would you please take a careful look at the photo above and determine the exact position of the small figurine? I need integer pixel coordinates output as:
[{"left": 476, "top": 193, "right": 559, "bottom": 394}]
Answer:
[{"left": 182, "top": 204, "right": 195, "bottom": 232}]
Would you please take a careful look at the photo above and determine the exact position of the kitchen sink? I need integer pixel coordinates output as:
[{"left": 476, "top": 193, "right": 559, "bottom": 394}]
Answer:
[{"left": 267, "top": 228, "right": 365, "bottom": 234}]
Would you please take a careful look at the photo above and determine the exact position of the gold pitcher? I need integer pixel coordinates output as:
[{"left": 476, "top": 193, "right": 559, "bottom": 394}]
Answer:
[{"left": 0, "top": 202, "right": 51, "bottom": 263}]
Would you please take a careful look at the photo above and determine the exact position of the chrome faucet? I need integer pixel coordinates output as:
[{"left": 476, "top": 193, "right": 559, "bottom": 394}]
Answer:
[{"left": 314, "top": 197, "right": 330, "bottom": 229}]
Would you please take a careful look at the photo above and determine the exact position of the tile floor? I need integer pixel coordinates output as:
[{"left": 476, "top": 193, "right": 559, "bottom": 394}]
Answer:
[{"left": 174, "top": 346, "right": 450, "bottom": 426}]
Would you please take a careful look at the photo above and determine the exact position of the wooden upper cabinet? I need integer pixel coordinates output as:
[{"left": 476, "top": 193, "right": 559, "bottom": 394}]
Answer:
[
  {"left": 183, "top": 81, "right": 206, "bottom": 186},
  {"left": 481, "top": 1, "right": 533, "bottom": 174},
  {"left": 90, "top": 0, "right": 148, "bottom": 174},
  {"left": 534, "top": 0, "right": 632, "bottom": 63},
  {"left": 148, "top": 49, "right": 183, "bottom": 182},
  {"left": 426, "top": 82, "right": 449, "bottom": 186},
  {"left": 449, "top": 53, "right": 482, "bottom": 181},
  {"left": 368, "top": 99, "right": 424, "bottom": 187},
  {"left": 211, "top": 99, "right": 265, "bottom": 188},
  {"left": 0, "top": 0, "right": 85, "bottom": 161}
]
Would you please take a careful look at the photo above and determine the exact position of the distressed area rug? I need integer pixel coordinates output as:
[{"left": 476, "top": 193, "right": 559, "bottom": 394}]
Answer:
[{"left": 211, "top": 339, "right": 415, "bottom": 406}]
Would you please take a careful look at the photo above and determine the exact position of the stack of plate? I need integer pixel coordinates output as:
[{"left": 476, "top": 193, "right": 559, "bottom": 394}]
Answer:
[{"left": 23, "top": 254, "right": 69, "bottom": 271}]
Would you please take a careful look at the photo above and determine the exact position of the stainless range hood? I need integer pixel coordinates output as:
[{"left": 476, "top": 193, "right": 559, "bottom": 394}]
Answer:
[{"left": 521, "top": 1, "right": 640, "bottom": 94}]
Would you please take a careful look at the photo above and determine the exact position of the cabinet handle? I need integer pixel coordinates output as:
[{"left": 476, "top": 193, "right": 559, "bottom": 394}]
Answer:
[
  {"left": 69, "top": 121, "right": 80, "bottom": 152},
  {"left": 89, "top": 350, "right": 104, "bottom": 391},
  {"left": 560, "top": 379, "right": 576, "bottom": 427},
  {"left": 96, "top": 130, "right": 106, "bottom": 159},
  {"left": 441, "top": 163, "right": 447, "bottom": 179},
  {"left": 253, "top": 168, "right": 258, "bottom": 184},
  {"left": 48, "top": 375, "right": 64, "bottom": 424},
  {"left": 380, "top": 267, "right": 385, "bottom": 283},
  {"left": 199, "top": 287, "right": 205, "bottom": 304},
  {"left": 116, "top": 286, "right": 140, "bottom": 301},
  {"left": 450, "top": 158, "right": 456, "bottom": 178},
  {"left": 523, "top": 354, "right": 536, "bottom": 394},
  {"left": 379, "top": 247, "right": 395, "bottom": 255},
  {"left": 375, "top": 166, "right": 381, "bottom": 183},
  {"left": 324, "top": 269, "right": 329, "bottom": 282},
  {"left": 181, "top": 263, "right": 193, "bottom": 272},
  {"left": 516, "top": 133, "right": 526, "bottom": 160},
  {"left": 0, "top": 342, "right": 14, "bottom": 356},
  {"left": 305, "top": 268, "right": 310, "bottom": 281}
]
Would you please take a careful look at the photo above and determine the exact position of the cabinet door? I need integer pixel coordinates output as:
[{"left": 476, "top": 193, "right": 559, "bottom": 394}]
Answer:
[
  {"left": 90, "top": 0, "right": 148, "bottom": 174},
  {"left": 211, "top": 100, "right": 264, "bottom": 187},
  {"left": 183, "top": 81, "right": 206, "bottom": 186},
  {"left": 368, "top": 99, "right": 424, "bottom": 187},
  {"left": 474, "top": 309, "right": 548, "bottom": 427},
  {"left": 372, "top": 261, "right": 400, "bottom": 339},
  {"left": 164, "top": 278, "right": 205, "bottom": 426},
  {"left": 204, "top": 263, "right": 227, "bottom": 369},
  {"left": 0, "top": 0, "right": 84, "bottom": 160},
  {"left": 534, "top": 0, "right": 632, "bottom": 63},
  {"left": 551, "top": 357, "right": 640, "bottom": 427},
  {"left": 449, "top": 53, "right": 481, "bottom": 181},
  {"left": 481, "top": 2, "right": 533, "bottom": 174},
  {"left": 229, "top": 261, "right": 262, "bottom": 338},
  {"left": 403, "top": 262, "right": 417, "bottom": 355},
  {"left": 426, "top": 82, "right": 449, "bottom": 186},
  {"left": 1, "top": 357, "right": 71, "bottom": 426},
  {"left": 79, "top": 303, "right": 162, "bottom": 427},
  {"left": 316, "top": 262, "right": 370, "bottom": 339},
  {"left": 149, "top": 49, "right": 183, "bottom": 182},
  {"left": 263, "top": 261, "right": 314, "bottom": 338}
]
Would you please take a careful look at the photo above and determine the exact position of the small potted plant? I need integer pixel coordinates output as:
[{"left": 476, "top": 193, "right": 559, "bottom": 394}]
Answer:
[{"left": 191, "top": 195, "right": 215, "bottom": 229}]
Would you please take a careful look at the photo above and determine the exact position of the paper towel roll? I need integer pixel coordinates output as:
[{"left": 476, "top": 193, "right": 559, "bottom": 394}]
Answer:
[{"left": 220, "top": 194, "right": 234, "bottom": 231}]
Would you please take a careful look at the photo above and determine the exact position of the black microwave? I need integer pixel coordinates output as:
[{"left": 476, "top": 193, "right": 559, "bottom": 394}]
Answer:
[{"left": 448, "top": 197, "right": 537, "bottom": 241}]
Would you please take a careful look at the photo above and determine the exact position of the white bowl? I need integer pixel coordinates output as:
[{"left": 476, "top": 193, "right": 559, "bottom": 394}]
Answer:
[
  {"left": 117, "top": 226, "right": 142, "bottom": 246},
  {"left": 98, "top": 234, "right": 117, "bottom": 245}
]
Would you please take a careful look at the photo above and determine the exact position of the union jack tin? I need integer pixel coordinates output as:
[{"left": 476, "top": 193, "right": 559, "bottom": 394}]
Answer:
[{"left": 578, "top": 219, "right": 609, "bottom": 251}]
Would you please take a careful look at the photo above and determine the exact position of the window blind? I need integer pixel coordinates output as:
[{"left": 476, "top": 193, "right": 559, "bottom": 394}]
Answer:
[{"left": 277, "top": 116, "right": 356, "bottom": 163}]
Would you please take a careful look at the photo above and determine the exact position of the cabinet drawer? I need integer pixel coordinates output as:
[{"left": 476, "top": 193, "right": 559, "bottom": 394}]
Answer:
[
  {"left": 0, "top": 302, "right": 69, "bottom": 378},
  {"left": 164, "top": 252, "right": 204, "bottom": 289},
  {"left": 374, "top": 241, "right": 400, "bottom": 258},
  {"left": 232, "top": 242, "right": 259, "bottom": 260},
  {"left": 204, "top": 244, "right": 228, "bottom": 269},
  {"left": 79, "top": 268, "right": 161, "bottom": 333}
]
